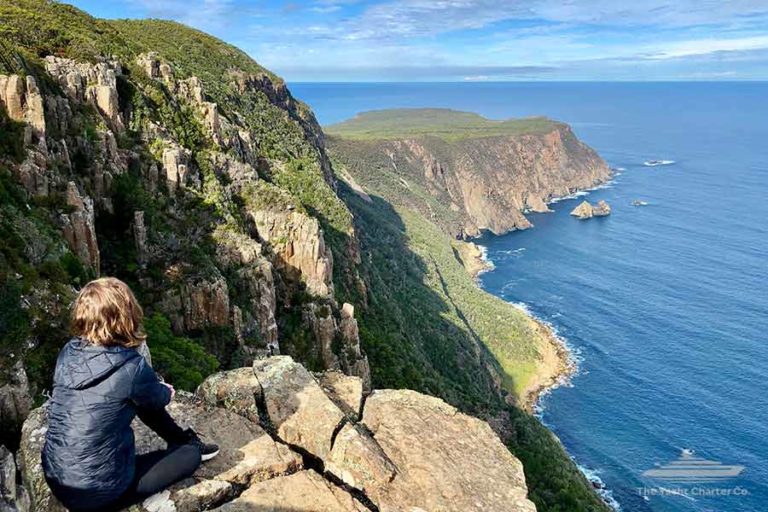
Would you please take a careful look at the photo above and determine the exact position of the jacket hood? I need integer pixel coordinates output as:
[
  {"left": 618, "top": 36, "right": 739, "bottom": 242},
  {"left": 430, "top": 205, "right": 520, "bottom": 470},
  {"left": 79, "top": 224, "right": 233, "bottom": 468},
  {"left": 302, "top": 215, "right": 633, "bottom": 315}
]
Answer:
[{"left": 57, "top": 338, "right": 140, "bottom": 390}]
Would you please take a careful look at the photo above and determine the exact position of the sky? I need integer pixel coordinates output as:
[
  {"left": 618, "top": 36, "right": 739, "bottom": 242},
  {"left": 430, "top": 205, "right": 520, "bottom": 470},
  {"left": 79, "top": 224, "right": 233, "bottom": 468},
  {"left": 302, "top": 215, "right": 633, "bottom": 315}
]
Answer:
[{"left": 69, "top": 0, "right": 768, "bottom": 82}]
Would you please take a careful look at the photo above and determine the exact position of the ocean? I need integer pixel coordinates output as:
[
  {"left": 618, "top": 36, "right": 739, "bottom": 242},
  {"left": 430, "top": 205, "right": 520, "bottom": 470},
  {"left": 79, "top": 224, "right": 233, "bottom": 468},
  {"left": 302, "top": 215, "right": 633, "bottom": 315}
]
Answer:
[{"left": 290, "top": 82, "right": 768, "bottom": 512}]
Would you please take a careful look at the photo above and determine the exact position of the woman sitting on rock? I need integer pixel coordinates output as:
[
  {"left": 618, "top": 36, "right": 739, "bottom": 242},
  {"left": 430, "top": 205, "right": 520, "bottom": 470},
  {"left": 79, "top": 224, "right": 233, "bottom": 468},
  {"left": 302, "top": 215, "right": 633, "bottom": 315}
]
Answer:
[{"left": 42, "top": 277, "right": 219, "bottom": 511}]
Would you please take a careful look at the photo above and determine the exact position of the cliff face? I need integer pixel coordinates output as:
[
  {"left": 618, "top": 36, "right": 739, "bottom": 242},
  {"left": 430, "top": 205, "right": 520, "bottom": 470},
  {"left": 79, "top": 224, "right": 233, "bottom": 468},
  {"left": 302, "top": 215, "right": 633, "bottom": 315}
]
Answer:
[
  {"left": 328, "top": 112, "right": 611, "bottom": 238},
  {"left": 14, "top": 355, "right": 536, "bottom": 512},
  {"left": 0, "top": 1, "right": 369, "bottom": 441}
]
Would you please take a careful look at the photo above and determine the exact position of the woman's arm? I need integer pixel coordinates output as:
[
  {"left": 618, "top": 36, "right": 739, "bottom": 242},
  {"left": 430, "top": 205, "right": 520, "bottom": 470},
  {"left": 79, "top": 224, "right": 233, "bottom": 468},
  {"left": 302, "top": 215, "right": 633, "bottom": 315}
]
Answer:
[{"left": 130, "top": 357, "right": 172, "bottom": 409}]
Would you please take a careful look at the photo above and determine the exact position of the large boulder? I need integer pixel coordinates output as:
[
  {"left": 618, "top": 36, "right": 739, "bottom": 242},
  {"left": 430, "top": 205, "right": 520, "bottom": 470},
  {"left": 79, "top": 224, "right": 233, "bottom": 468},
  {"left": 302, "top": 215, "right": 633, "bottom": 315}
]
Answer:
[
  {"left": 362, "top": 389, "right": 537, "bottom": 512},
  {"left": 253, "top": 356, "right": 345, "bottom": 460},
  {"left": 131, "top": 393, "right": 301, "bottom": 485},
  {"left": 316, "top": 370, "right": 363, "bottom": 420},
  {"left": 570, "top": 200, "right": 594, "bottom": 219},
  {"left": 325, "top": 423, "right": 396, "bottom": 496},
  {"left": 196, "top": 368, "right": 262, "bottom": 423},
  {"left": 593, "top": 200, "right": 612, "bottom": 216},
  {"left": 211, "top": 470, "right": 367, "bottom": 512},
  {"left": 17, "top": 407, "right": 65, "bottom": 512}
]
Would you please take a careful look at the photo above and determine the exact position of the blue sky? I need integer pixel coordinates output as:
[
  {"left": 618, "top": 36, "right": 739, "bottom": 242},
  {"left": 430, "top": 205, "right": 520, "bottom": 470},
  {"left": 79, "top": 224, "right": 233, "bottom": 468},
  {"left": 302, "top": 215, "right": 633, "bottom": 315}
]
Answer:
[{"left": 70, "top": 0, "right": 768, "bottom": 82}]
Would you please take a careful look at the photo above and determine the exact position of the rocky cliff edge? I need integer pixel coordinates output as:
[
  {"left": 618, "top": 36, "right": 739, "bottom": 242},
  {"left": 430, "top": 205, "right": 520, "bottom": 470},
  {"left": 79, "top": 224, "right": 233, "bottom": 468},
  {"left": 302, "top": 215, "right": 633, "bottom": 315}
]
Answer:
[{"left": 12, "top": 356, "right": 536, "bottom": 512}]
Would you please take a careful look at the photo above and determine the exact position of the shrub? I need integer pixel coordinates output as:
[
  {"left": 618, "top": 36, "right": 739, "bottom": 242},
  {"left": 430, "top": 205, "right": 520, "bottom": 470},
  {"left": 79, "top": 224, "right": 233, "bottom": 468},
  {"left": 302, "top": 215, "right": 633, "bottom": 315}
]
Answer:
[{"left": 143, "top": 313, "right": 219, "bottom": 391}]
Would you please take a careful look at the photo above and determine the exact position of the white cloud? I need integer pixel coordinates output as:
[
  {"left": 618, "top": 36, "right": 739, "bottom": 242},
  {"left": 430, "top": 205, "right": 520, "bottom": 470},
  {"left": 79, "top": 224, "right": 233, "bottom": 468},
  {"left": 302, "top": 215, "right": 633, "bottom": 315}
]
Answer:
[
  {"left": 99, "top": 0, "right": 768, "bottom": 80},
  {"left": 313, "top": 0, "right": 768, "bottom": 42},
  {"left": 643, "top": 35, "right": 768, "bottom": 59}
]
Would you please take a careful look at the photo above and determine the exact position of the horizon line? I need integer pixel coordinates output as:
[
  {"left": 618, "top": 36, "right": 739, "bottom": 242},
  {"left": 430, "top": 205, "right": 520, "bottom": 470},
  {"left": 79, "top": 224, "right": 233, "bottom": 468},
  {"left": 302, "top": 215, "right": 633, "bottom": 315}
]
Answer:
[{"left": 287, "top": 79, "right": 768, "bottom": 84}]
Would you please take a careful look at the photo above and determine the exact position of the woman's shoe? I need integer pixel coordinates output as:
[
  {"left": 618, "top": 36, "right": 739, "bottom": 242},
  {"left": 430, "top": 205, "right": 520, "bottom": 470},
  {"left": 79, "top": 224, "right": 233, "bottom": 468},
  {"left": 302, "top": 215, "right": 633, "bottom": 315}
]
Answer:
[{"left": 184, "top": 428, "right": 220, "bottom": 461}]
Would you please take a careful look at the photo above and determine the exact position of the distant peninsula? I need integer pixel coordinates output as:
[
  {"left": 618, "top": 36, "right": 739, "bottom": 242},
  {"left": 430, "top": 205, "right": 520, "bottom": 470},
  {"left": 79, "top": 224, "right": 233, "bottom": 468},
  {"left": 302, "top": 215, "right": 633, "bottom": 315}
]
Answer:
[
  {"left": 327, "top": 107, "right": 612, "bottom": 408},
  {"left": 327, "top": 108, "right": 612, "bottom": 239}
]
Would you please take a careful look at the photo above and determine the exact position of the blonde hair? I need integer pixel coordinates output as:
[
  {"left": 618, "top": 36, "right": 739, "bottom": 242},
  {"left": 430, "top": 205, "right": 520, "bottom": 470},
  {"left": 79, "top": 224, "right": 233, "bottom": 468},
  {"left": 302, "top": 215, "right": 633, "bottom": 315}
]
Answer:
[{"left": 71, "top": 277, "right": 146, "bottom": 348}]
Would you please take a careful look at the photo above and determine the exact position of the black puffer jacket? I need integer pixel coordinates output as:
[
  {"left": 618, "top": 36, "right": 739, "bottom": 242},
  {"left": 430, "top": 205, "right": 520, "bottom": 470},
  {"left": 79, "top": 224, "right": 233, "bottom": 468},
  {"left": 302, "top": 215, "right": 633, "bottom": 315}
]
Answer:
[{"left": 42, "top": 338, "right": 171, "bottom": 510}]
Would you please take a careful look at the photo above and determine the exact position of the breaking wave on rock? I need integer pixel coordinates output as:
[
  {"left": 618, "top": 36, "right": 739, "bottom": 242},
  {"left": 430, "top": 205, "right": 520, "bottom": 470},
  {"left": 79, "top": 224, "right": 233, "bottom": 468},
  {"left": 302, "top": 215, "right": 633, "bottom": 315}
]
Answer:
[{"left": 643, "top": 159, "right": 675, "bottom": 167}]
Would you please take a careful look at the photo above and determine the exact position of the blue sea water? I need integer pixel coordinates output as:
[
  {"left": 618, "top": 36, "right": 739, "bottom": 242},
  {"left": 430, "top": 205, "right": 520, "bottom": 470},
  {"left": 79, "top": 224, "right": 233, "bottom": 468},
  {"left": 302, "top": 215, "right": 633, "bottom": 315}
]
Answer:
[{"left": 291, "top": 82, "right": 768, "bottom": 512}]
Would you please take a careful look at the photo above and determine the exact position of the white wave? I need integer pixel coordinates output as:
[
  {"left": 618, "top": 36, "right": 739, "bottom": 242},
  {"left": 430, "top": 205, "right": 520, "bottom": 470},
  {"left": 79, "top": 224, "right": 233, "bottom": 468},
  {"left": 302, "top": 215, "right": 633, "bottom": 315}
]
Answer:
[
  {"left": 577, "top": 465, "right": 623, "bottom": 511},
  {"left": 508, "top": 301, "right": 620, "bottom": 509},
  {"left": 475, "top": 244, "right": 495, "bottom": 272},
  {"left": 508, "top": 301, "right": 584, "bottom": 398},
  {"left": 643, "top": 159, "right": 675, "bottom": 167},
  {"left": 549, "top": 190, "right": 589, "bottom": 203},
  {"left": 477, "top": 244, "right": 488, "bottom": 259},
  {"left": 509, "top": 301, "right": 532, "bottom": 315},
  {"left": 614, "top": 167, "right": 626, "bottom": 172}
]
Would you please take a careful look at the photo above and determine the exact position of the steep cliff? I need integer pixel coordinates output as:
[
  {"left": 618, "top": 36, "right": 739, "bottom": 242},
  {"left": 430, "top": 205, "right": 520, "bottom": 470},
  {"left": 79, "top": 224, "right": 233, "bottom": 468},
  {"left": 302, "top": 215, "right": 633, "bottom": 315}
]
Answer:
[
  {"left": 328, "top": 108, "right": 611, "bottom": 238},
  {"left": 0, "top": 0, "right": 368, "bottom": 429}
]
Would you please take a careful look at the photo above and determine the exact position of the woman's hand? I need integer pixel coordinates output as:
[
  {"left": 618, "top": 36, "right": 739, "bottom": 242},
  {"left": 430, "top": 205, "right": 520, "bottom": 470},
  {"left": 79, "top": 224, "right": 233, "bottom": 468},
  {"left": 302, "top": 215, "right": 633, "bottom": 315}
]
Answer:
[{"left": 162, "top": 382, "right": 176, "bottom": 401}]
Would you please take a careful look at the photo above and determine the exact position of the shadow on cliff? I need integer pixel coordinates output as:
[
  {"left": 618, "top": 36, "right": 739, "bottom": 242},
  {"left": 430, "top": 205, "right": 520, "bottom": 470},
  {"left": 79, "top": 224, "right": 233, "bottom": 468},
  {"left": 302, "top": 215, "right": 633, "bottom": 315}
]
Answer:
[{"left": 317, "top": 181, "right": 510, "bottom": 416}]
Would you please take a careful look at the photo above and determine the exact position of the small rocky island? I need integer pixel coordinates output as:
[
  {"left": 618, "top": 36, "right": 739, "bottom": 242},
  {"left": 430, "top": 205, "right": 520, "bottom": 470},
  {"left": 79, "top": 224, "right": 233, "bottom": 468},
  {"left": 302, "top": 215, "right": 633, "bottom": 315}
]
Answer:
[{"left": 570, "top": 200, "right": 611, "bottom": 219}]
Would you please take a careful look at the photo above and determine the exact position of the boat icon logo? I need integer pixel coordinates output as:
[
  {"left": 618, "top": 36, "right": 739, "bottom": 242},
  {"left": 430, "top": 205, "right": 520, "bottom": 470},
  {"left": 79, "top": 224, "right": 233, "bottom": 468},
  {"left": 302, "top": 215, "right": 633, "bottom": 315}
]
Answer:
[{"left": 643, "top": 449, "right": 745, "bottom": 484}]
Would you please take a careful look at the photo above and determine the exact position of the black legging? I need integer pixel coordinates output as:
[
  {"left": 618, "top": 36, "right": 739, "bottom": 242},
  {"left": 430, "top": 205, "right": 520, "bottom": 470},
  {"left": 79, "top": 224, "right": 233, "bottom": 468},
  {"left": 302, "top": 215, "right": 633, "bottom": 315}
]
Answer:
[
  {"left": 98, "top": 407, "right": 202, "bottom": 511},
  {"left": 113, "top": 443, "right": 201, "bottom": 508}
]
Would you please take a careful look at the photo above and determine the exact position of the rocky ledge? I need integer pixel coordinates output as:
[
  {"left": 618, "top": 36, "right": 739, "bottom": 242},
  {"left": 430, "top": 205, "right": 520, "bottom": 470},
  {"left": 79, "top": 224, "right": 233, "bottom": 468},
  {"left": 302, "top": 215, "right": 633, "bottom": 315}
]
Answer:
[
  {"left": 14, "top": 356, "right": 536, "bottom": 512},
  {"left": 570, "top": 200, "right": 611, "bottom": 219}
]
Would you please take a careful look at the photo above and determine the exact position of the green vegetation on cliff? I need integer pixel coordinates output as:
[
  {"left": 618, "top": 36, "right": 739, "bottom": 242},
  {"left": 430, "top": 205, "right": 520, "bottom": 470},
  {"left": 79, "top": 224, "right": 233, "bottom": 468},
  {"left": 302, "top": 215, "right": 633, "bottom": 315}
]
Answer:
[
  {"left": 326, "top": 108, "right": 561, "bottom": 140},
  {"left": 1, "top": 0, "right": 354, "bottom": 385},
  {"left": 336, "top": 166, "right": 608, "bottom": 512}
]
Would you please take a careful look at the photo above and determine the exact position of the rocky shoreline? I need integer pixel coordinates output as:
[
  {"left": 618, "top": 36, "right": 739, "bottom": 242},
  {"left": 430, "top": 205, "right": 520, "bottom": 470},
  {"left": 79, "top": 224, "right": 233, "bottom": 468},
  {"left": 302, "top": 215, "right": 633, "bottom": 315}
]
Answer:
[
  {"left": 452, "top": 240, "right": 494, "bottom": 279},
  {"left": 478, "top": 187, "right": 611, "bottom": 412},
  {"left": 519, "top": 315, "right": 576, "bottom": 413}
]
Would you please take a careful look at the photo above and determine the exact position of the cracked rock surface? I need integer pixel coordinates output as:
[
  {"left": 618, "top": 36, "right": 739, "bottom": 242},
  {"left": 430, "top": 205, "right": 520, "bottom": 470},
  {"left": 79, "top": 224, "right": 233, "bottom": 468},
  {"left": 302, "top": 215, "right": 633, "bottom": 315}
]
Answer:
[{"left": 19, "top": 356, "right": 536, "bottom": 511}]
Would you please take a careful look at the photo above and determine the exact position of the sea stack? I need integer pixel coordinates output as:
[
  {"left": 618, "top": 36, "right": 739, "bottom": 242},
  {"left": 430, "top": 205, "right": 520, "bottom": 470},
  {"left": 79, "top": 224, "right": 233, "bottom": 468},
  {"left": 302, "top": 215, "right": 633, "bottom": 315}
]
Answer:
[
  {"left": 593, "top": 200, "right": 611, "bottom": 216},
  {"left": 570, "top": 200, "right": 611, "bottom": 219}
]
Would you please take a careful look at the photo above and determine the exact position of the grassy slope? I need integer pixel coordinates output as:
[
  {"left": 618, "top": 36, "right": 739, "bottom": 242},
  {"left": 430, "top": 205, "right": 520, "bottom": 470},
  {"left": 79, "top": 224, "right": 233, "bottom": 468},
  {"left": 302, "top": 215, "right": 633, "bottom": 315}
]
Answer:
[{"left": 326, "top": 108, "right": 562, "bottom": 140}]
